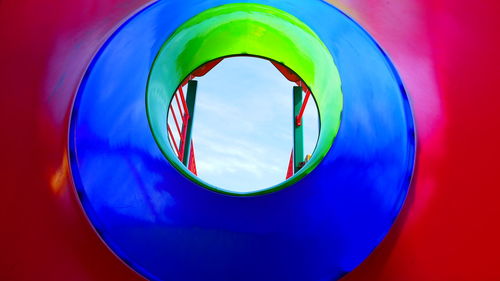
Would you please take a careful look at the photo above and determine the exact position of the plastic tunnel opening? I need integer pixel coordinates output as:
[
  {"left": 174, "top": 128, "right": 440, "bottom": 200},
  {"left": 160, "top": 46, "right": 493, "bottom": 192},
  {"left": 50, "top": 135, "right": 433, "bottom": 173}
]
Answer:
[
  {"left": 146, "top": 3, "right": 343, "bottom": 196},
  {"left": 166, "top": 56, "right": 320, "bottom": 194}
]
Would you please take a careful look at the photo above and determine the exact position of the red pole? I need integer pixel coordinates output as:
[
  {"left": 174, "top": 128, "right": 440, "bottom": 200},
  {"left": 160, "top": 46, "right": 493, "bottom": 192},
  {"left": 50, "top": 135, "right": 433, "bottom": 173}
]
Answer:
[
  {"left": 178, "top": 86, "right": 189, "bottom": 119},
  {"left": 295, "top": 87, "right": 311, "bottom": 126},
  {"left": 286, "top": 150, "right": 294, "bottom": 179},
  {"left": 188, "top": 140, "right": 198, "bottom": 175},
  {"left": 174, "top": 91, "right": 184, "bottom": 117},
  {"left": 167, "top": 126, "right": 180, "bottom": 157},
  {"left": 169, "top": 105, "right": 182, "bottom": 138}
]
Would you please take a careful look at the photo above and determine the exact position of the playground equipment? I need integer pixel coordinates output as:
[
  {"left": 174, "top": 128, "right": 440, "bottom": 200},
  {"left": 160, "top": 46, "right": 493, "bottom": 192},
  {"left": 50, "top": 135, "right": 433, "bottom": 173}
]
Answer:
[
  {"left": 165, "top": 55, "right": 318, "bottom": 184},
  {"left": 1, "top": 0, "right": 500, "bottom": 280},
  {"left": 69, "top": 3, "right": 413, "bottom": 279}
]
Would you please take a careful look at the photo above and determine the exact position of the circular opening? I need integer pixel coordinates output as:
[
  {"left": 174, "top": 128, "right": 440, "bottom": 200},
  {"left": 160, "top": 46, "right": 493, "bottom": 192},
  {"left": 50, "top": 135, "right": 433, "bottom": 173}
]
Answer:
[
  {"left": 166, "top": 56, "right": 320, "bottom": 193},
  {"left": 146, "top": 3, "right": 343, "bottom": 195}
]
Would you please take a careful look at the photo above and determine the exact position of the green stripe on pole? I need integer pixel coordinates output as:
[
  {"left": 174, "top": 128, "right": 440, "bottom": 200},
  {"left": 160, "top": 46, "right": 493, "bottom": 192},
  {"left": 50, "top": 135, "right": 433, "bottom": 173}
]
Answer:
[
  {"left": 182, "top": 80, "right": 198, "bottom": 166},
  {"left": 293, "top": 86, "right": 304, "bottom": 173}
]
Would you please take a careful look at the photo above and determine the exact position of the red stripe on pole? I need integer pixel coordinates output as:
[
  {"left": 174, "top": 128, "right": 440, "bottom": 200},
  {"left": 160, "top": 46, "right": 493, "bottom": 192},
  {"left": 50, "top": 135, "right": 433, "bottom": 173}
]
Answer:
[
  {"left": 295, "top": 88, "right": 311, "bottom": 126},
  {"left": 286, "top": 150, "right": 294, "bottom": 179},
  {"left": 188, "top": 140, "right": 198, "bottom": 175}
]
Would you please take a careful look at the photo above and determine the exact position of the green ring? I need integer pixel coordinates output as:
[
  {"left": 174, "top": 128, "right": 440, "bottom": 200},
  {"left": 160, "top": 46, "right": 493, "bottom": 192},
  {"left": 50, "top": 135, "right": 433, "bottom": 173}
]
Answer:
[{"left": 146, "top": 3, "right": 343, "bottom": 196}]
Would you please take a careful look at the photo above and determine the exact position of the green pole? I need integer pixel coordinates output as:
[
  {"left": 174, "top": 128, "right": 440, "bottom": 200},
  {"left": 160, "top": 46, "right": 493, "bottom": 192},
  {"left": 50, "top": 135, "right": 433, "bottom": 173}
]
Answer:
[
  {"left": 183, "top": 80, "right": 198, "bottom": 166},
  {"left": 293, "top": 86, "right": 304, "bottom": 173}
]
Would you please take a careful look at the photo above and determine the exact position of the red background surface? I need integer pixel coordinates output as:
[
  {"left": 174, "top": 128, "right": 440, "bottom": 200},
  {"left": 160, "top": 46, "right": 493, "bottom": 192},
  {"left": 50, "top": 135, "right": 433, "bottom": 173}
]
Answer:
[{"left": 1, "top": 0, "right": 499, "bottom": 280}]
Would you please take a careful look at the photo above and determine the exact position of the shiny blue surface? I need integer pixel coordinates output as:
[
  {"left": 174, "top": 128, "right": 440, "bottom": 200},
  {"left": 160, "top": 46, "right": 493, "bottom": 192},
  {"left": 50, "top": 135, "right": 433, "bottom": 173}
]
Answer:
[{"left": 69, "top": 0, "right": 415, "bottom": 280}]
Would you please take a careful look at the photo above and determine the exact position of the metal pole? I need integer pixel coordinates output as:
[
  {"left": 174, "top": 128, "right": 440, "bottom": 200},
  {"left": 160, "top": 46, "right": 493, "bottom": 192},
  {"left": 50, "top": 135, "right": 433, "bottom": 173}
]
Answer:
[
  {"left": 183, "top": 80, "right": 198, "bottom": 166},
  {"left": 293, "top": 86, "right": 304, "bottom": 173}
]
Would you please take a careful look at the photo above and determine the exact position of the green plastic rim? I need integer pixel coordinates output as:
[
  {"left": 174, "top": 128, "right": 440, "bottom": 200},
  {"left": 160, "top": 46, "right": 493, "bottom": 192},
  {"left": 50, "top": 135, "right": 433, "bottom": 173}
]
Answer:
[{"left": 146, "top": 3, "right": 343, "bottom": 196}]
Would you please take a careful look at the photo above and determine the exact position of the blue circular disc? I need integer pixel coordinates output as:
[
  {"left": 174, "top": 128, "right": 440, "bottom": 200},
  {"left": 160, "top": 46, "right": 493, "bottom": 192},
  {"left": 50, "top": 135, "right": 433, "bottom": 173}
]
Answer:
[{"left": 69, "top": 1, "right": 415, "bottom": 280}]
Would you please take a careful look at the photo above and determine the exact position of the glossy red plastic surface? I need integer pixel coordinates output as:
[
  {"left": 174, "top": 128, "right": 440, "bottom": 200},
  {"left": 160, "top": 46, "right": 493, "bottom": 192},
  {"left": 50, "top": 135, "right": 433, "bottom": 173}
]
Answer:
[
  {"left": 0, "top": 0, "right": 499, "bottom": 280},
  {"left": 337, "top": 0, "right": 500, "bottom": 280},
  {"left": 0, "top": 1, "right": 148, "bottom": 280}
]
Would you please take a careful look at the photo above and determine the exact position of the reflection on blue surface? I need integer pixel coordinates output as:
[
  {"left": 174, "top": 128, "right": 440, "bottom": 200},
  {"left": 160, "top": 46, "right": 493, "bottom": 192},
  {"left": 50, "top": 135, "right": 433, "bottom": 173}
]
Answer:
[{"left": 70, "top": 0, "right": 415, "bottom": 280}]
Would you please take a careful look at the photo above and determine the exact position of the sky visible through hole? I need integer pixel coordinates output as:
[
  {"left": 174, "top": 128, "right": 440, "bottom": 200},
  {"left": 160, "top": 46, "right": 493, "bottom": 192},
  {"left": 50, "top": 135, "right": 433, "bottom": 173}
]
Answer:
[{"left": 170, "top": 57, "right": 319, "bottom": 193}]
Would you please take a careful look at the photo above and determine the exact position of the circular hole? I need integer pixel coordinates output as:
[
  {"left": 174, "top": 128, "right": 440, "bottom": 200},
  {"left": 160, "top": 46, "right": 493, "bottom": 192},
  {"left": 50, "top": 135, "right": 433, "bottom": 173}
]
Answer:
[
  {"left": 166, "top": 56, "right": 320, "bottom": 194},
  {"left": 146, "top": 3, "right": 343, "bottom": 196}
]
